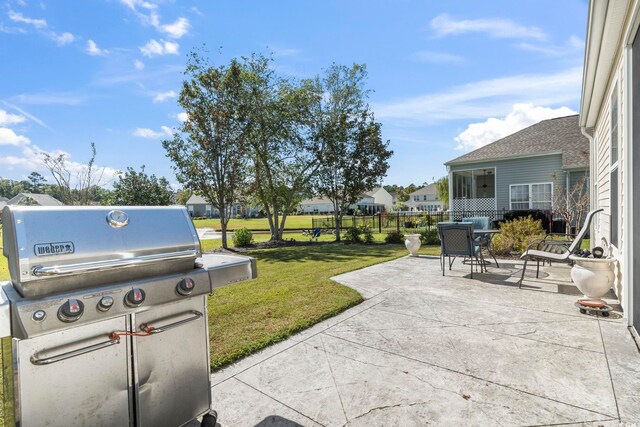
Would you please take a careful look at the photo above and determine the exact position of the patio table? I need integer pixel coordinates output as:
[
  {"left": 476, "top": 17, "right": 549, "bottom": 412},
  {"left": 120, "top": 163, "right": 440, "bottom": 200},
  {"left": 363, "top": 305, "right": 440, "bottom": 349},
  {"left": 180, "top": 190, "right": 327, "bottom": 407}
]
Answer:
[{"left": 472, "top": 229, "right": 500, "bottom": 268}]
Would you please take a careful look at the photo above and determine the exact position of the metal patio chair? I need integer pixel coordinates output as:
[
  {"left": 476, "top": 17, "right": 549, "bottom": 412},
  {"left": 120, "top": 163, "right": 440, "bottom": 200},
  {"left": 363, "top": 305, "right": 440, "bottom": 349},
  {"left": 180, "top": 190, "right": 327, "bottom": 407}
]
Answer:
[
  {"left": 462, "top": 216, "right": 500, "bottom": 268},
  {"left": 518, "top": 208, "right": 603, "bottom": 288},
  {"left": 437, "top": 222, "right": 485, "bottom": 279}
]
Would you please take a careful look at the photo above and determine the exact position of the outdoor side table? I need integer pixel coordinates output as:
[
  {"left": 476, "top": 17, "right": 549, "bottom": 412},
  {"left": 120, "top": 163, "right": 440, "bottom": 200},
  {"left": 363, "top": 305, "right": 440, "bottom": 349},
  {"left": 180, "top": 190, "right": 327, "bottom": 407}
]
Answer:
[{"left": 474, "top": 229, "right": 501, "bottom": 268}]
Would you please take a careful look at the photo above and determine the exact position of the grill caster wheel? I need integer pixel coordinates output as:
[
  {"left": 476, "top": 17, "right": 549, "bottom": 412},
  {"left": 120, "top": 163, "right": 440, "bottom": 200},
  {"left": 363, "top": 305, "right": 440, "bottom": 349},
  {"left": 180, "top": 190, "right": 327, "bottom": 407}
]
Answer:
[
  {"left": 579, "top": 308, "right": 587, "bottom": 314},
  {"left": 201, "top": 411, "right": 217, "bottom": 427},
  {"left": 602, "top": 311, "right": 610, "bottom": 317}
]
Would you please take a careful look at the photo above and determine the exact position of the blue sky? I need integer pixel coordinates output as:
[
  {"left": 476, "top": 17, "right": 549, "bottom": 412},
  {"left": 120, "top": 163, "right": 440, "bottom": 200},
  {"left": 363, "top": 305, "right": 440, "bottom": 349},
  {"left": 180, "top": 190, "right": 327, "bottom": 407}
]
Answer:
[{"left": 0, "top": 0, "right": 587, "bottom": 188}]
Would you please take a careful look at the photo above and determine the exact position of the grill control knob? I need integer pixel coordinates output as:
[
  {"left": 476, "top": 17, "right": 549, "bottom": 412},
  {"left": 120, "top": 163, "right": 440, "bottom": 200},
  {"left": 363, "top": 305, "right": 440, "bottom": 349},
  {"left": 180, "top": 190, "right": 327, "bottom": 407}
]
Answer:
[
  {"left": 177, "top": 277, "right": 195, "bottom": 296},
  {"left": 58, "top": 299, "right": 84, "bottom": 322},
  {"left": 125, "top": 288, "right": 145, "bottom": 308},
  {"left": 98, "top": 296, "right": 114, "bottom": 312}
]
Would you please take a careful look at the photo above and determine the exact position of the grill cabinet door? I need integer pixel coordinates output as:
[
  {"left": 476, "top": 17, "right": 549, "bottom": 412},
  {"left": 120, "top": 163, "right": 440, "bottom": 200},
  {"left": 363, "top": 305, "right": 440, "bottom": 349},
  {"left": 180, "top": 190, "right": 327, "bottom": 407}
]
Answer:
[
  {"left": 12, "top": 316, "right": 131, "bottom": 426},
  {"left": 133, "top": 296, "right": 211, "bottom": 427}
]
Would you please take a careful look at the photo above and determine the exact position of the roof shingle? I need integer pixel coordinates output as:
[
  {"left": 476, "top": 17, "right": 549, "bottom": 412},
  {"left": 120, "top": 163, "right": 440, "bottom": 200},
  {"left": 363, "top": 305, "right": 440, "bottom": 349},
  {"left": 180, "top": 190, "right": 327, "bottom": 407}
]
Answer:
[{"left": 445, "top": 115, "right": 589, "bottom": 169}]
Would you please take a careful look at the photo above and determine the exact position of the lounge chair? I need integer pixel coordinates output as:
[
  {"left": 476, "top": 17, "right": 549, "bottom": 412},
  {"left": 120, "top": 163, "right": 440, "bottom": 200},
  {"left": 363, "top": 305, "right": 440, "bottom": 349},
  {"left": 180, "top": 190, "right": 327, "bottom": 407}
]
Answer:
[
  {"left": 518, "top": 208, "right": 603, "bottom": 288},
  {"left": 437, "top": 222, "right": 485, "bottom": 279}
]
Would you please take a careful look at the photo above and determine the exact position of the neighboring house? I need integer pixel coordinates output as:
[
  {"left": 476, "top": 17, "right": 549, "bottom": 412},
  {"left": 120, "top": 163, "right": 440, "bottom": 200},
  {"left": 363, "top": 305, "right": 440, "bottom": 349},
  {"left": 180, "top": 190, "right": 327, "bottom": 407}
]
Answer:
[
  {"left": 298, "top": 187, "right": 392, "bottom": 215},
  {"left": 185, "top": 194, "right": 259, "bottom": 218},
  {"left": 405, "top": 184, "right": 445, "bottom": 211},
  {"left": 299, "top": 197, "right": 335, "bottom": 215},
  {"left": 580, "top": 0, "right": 639, "bottom": 336},
  {"left": 445, "top": 115, "right": 589, "bottom": 215},
  {"left": 388, "top": 191, "right": 398, "bottom": 206},
  {"left": 6, "top": 193, "right": 63, "bottom": 206}
]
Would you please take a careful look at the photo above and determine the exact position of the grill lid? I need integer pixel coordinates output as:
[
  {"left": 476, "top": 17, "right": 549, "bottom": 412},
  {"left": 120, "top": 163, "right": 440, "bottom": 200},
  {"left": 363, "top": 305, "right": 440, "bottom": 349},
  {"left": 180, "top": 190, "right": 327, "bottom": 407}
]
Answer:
[{"left": 2, "top": 206, "right": 201, "bottom": 297}]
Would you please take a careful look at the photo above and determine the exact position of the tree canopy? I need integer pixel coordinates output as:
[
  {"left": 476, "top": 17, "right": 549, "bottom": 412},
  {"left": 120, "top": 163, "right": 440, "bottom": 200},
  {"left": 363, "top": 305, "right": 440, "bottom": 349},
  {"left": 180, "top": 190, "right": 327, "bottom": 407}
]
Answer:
[{"left": 106, "top": 166, "right": 173, "bottom": 206}]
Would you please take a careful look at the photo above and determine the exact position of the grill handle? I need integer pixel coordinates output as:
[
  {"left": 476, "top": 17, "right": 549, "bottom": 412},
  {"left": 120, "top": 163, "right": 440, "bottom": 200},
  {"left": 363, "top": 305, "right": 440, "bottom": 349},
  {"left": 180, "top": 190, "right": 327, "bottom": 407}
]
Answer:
[
  {"left": 139, "top": 310, "right": 203, "bottom": 335},
  {"left": 32, "top": 249, "right": 199, "bottom": 277},
  {"left": 31, "top": 337, "right": 120, "bottom": 366}
]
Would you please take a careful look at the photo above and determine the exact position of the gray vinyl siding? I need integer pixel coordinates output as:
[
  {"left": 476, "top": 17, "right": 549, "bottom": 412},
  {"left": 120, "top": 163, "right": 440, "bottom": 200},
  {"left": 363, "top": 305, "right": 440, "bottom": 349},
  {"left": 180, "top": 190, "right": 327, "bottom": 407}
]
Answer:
[
  {"left": 449, "top": 154, "right": 565, "bottom": 210},
  {"left": 569, "top": 170, "right": 588, "bottom": 188}
]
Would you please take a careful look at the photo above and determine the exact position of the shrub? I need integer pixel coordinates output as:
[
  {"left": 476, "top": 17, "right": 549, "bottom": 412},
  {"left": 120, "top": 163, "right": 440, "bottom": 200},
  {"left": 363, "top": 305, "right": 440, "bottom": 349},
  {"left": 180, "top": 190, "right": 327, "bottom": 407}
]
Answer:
[
  {"left": 502, "top": 209, "right": 550, "bottom": 232},
  {"left": 385, "top": 230, "right": 405, "bottom": 244},
  {"left": 343, "top": 225, "right": 374, "bottom": 244},
  {"left": 232, "top": 227, "right": 253, "bottom": 247},
  {"left": 495, "top": 216, "right": 545, "bottom": 254},
  {"left": 419, "top": 229, "right": 440, "bottom": 245},
  {"left": 343, "top": 226, "right": 362, "bottom": 243},
  {"left": 361, "top": 225, "right": 374, "bottom": 244}
]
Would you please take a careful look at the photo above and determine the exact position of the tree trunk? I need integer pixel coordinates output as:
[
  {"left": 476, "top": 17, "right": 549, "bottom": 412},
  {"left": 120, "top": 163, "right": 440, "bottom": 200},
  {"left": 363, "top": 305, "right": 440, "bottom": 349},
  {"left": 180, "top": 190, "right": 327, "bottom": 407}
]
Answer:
[
  {"left": 333, "top": 201, "right": 341, "bottom": 242},
  {"left": 220, "top": 209, "right": 228, "bottom": 249}
]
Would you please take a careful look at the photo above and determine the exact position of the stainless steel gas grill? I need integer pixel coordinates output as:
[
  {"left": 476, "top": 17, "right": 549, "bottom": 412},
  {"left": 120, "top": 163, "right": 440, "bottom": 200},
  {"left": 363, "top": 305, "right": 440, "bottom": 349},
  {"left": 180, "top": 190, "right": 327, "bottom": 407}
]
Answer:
[{"left": 0, "top": 206, "right": 257, "bottom": 427}]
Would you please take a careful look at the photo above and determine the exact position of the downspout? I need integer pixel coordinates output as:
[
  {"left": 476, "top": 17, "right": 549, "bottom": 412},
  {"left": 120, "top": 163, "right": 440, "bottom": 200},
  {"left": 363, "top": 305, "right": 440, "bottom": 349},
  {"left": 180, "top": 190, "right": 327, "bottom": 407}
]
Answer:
[{"left": 581, "top": 126, "right": 596, "bottom": 250}]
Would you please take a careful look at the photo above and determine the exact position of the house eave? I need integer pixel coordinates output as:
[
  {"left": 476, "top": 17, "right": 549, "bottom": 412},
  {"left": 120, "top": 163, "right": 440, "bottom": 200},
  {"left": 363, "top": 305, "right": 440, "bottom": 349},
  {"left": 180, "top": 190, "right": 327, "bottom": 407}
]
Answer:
[{"left": 446, "top": 151, "right": 562, "bottom": 168}]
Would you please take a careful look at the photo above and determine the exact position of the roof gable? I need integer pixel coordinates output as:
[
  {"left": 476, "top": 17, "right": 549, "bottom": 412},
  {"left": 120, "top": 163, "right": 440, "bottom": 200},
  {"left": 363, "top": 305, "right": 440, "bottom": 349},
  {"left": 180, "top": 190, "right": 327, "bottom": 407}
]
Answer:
[
  {"left": 445, "top": 115, "right": 589, "bottom": 169},
  {"left": 7, "top": 193, "right": 63, "bottom": 206}
]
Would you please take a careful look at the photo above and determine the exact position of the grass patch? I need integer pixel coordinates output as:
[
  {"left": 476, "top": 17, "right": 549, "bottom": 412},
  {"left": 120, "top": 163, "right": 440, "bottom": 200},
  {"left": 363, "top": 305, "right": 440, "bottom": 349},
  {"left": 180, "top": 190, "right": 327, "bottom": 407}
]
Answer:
[
  {"left": 207, "top": 242, "right": 440, "bottom": 370},
  {"left": 194, "top": 215, "right": 324, "bottom": 231}
]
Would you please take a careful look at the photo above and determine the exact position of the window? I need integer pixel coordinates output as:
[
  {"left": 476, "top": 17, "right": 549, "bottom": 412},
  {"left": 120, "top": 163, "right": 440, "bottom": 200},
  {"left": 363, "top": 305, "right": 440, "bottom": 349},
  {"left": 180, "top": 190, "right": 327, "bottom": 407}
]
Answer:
[
  {"left": 422, "top": 195, "right": 427, "bottom": 201},
  {"left": 413, "top": 195, "right": 419, "bottom": 201},
  {"left": 510, "top": 183, "right": 553, "bottom": 210},
  {"left": 611, "top": 85, "right": 619, "bottom": 246}
]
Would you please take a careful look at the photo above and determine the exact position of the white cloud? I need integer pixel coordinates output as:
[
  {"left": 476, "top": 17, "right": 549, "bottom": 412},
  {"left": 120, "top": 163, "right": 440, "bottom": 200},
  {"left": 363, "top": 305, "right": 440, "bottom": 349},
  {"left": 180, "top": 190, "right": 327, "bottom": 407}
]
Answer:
[
  {"left": 430, "top": 14, "right": 546, "bottom": 40},
  {"left": 8, "top": 10, "right": 47, "bottom": 29},
  {"left": 139, "top": 39, "right": 179, "bottom": 57},
  {"left": 515, "top": 35, "right": 585, "bottom": 57},
  {"left": 12, "top": 92, "right": 85, "bottom": 106},
  {"left": 86, "top": 40, "right": 107, "bottom": 56},
  {"left": 133, "top": 126, "right": 173, "bottom": 138},
  {"left": 374, "top": 66, "right": 582, "bottom": 124},
  {"left": 120, "top": 0, "right": 156, "bottom": 11},
  {"left": 410, "top": 50, "right": 465, "bottom": 65},
  {"left": 0, "top": 127, "right": 31, "bottom": 146},
  {"left": 153, "top": 90, "right": 177, "bottom": 103},
  {"left": 120, "top": 1, "right": 189, "bottom": 38},
  {"left": 454, "top": 104, "right": 577, "bottom": 151},
  {"left": 52, "top": 31, "right": 74, "bottom": 46},
  {"left": 0, "top": 109, "right": 26, "bottom": 126},
  {"left": 134, "top": 59, "right": 145, "bottom": 70},
  {"left": 176, "top": 112, "right": 188, "bottom": 122},
  {"left": 156, "top": 16, "right": 189, "bottom": 39}
]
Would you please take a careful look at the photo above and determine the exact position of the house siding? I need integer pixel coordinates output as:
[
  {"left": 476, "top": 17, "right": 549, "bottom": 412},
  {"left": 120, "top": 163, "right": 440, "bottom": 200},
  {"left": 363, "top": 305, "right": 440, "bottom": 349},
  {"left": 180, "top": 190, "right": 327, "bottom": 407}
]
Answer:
[
  {"left": 449, "top": 154, "right": 566, "bottom": 210},
  {"left": 592, "top": 45, "right": 626, "bottom": 302}
]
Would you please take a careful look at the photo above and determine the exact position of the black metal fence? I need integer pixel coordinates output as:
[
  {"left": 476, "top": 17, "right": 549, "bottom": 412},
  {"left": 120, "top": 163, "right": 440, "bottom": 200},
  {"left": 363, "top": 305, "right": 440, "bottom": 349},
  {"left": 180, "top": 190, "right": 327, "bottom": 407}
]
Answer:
[{"left": 312, "top": 209, "right": 559, "bottom": 234}]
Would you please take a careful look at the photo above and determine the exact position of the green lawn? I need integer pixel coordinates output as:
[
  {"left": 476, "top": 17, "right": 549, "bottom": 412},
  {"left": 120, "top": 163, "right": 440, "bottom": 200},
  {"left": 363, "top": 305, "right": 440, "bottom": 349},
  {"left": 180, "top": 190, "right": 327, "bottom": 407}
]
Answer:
[{"left": 193, "top": 215, "right": 324, "bottom": 231}]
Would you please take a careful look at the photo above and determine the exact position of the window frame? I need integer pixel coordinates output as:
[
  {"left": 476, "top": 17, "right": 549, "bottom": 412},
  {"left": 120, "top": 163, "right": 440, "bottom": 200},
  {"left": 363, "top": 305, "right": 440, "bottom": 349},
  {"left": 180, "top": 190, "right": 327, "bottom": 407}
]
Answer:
[
  {"left": 610, "top": 83, "right": 620, "bottom": 247},
  {"left": 509, "top": 182, "right": 554, "bottom": 210}
]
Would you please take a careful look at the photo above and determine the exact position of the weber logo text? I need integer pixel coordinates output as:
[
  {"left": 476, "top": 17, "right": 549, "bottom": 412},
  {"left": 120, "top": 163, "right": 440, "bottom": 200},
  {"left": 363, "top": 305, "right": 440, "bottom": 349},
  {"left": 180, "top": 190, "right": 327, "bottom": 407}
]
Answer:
[{"left": 34, "top": 242, "right": 75, "bottom": 256}]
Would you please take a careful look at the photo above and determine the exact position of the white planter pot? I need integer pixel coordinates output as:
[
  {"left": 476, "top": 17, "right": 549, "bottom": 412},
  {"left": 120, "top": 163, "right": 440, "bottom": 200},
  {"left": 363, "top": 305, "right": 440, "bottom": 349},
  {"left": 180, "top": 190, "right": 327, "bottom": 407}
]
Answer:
[
  {"left": 569, "top": 256, "right": 615, "bottom": 300},
  {"left": 405, "top": 234, "right": 421, "bottom": 257}
]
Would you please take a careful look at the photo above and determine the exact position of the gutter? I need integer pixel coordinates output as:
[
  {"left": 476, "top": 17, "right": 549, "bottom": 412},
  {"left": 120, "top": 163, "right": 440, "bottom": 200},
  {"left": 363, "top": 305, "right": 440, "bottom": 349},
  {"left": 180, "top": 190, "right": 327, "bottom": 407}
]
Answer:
[{"left": 581, "top": 126, "right": 596, "bottom": 249}]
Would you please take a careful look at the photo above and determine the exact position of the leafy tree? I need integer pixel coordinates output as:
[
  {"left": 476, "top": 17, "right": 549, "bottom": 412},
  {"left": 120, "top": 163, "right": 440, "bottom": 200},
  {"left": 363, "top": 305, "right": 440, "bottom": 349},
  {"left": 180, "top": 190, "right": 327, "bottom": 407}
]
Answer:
[
  {"left": 41, "top": 142, "right": 106, "bottom": 205},
  {"left": 314, "top": 64, "right": 393, "bottom": 241},
  {"left": 106, "top": 166, "right": 173, "bottom": 206},
  {"left": 0, "top": 178, "right": 29, "bottom": 199},
  {"left": 163, "top": 52, "right": 250, "bottom": 249},
  {"left": 27, "top": 172, "right": 46, "bottom": 193},
  {"left": 435, "top": 176, "right": 449, "bottom": 207},
  {"left": 243, "top": 54, "right": 324, "bottom": 241},
  {"left": 175, "top": 189, "right": 193, "bottom": 206}
]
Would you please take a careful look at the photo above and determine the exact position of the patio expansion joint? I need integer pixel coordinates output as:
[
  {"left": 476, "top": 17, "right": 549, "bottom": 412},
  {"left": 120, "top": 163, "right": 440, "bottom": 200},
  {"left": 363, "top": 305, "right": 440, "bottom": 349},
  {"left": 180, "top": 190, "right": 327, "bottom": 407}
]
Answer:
[
  {"left": 523, "top": 417, "right": 619, "bottom": 427},
  {"left": 375, "top": 306, "right": 606, "bottom": 355},
  {"left": 318, "top": 334, "right": 349, "bottom": 423},
  {"left": 597, "top": 318, "right": 621, "bottom": 421},
  {"left": 322, "top": 331, "right": 618, "bottom": 420},
  {"left": 211, "top": 298, "right": 389, "bottom": 388},
  {"left": 233, "top": 376, "right": 328, "bottom": 427}
]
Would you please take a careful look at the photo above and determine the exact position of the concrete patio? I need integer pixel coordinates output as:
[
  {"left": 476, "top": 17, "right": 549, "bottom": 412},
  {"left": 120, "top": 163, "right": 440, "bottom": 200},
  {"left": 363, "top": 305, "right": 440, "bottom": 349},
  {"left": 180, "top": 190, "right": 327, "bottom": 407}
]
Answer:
[{"left": 208, "top": 256, "right": 640, "bottom": 426}]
